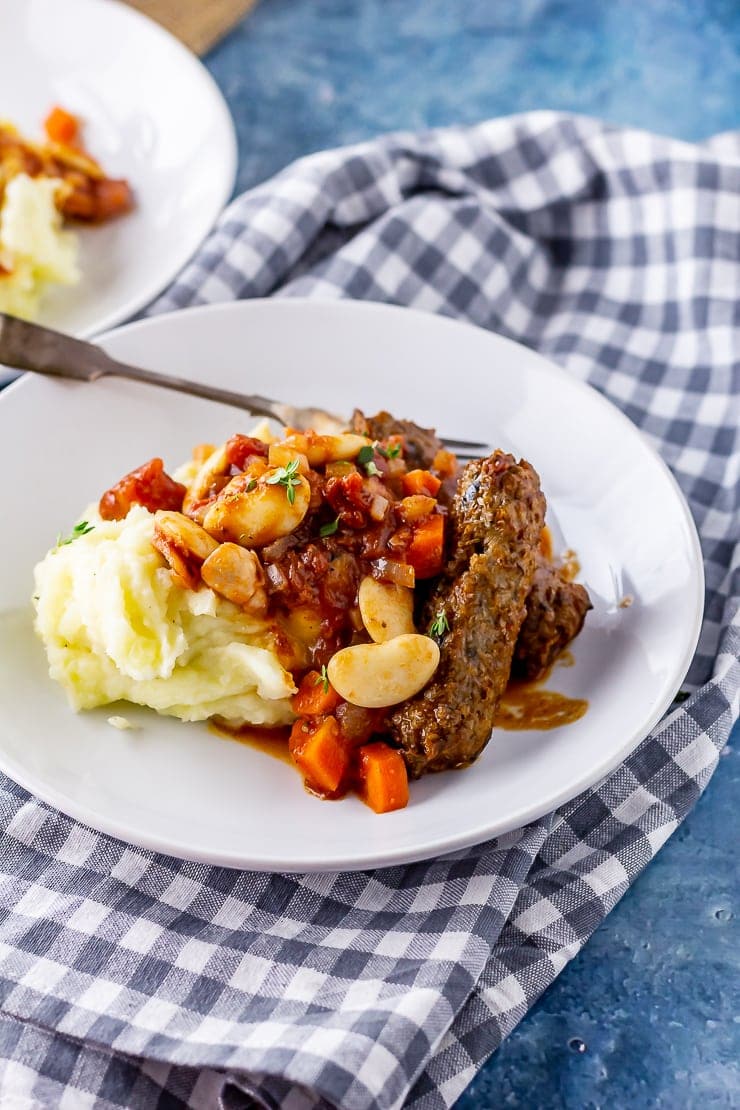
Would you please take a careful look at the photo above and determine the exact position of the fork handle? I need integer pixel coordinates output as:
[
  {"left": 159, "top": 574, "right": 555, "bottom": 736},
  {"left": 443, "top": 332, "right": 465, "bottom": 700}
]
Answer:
[{"left": 0, "top": 313, "right": 291, "bottom": 423}]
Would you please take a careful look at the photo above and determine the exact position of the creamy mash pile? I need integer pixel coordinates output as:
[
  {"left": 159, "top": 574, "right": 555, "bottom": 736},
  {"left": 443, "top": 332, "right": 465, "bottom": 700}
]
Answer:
[
  {"left": 33, "top": 505, "right": 296, "bottom": 726},
  {"left": 0, "top": 174, "right": 79, "bottom": 318}
]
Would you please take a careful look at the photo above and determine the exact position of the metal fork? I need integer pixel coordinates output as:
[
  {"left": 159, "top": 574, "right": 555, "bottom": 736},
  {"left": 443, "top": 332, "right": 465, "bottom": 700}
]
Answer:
[{"left": 0, "top": 313, "right": 487, "bottom": 456}]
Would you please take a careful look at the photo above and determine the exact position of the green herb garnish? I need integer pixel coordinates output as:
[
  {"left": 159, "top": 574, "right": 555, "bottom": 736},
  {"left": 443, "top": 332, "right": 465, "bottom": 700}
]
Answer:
[
  {"left": 376, "top": 442, "right": 401, "bottom": 459},
  {"left": 357, "top": 442, "right": 385, "bottom": 477},
  {"left": 313, "top": 664, "right": 330, "bottom": 694},
  {"left": 246, "top": 478, "right": 258, "bottom": 492},
  {"left": 265, "top": 458, "right": 301, "bottom": 504},
  {"left": 319, "top": 517, "right": 339, "bottom": 537},
  {"left": 56, "top": 521, "right": 94, "bottom": 547},
  {"left": 357, "top": 444, "right": 375, "bottom": 465},
  {"left": 428, "top": 611, "right": 450, "bottom": 639}
]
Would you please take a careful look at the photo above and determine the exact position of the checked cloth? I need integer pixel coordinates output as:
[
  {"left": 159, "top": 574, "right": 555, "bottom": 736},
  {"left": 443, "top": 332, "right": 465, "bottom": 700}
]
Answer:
[{"left": 0, "top": 112, "right": 738, "bottom": 1108}]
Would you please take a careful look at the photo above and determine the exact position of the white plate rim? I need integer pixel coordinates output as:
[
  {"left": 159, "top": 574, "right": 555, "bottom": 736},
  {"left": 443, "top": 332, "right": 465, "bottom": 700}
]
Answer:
[{"left": 0, "top": 300, "right": 706, "bottom": 870}]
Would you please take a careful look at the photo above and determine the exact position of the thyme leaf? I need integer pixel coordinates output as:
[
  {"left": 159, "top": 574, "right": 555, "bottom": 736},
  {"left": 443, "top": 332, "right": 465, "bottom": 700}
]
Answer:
[
  {"left": 313, "top": 664, "right": 330, "bottom": 694},
  {"left": 428, "top": 610, "right": 450, "bottom": 639},
  {"left": 265, "top": 458, "right": 301, "bottom": 504},
  {"left": 57, "top": 521, "right": 94, "bottom": 547}
]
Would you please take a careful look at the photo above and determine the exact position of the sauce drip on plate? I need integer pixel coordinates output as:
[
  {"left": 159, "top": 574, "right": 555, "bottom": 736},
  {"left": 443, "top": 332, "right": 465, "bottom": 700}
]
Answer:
[
  {"left": 495, "top": 650, "right": 587, "bottom": 731},
  {"left": 494, "top": 685, "right": 588, "bottom": 731},
  {"left": 210, "top": 721, "right": 292, "bottom": 765},
  {"left": 211, "top": 720, "right": 347, "bottom": 800}
]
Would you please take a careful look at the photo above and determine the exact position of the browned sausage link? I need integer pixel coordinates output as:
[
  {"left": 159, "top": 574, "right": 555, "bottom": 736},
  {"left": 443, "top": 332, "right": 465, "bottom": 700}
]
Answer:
[
  {"left": 388, "top": 452, "right": 546, "bottom": 778},
  {"left": 513, "top": 559, "right": 592, "bottom": 682}
]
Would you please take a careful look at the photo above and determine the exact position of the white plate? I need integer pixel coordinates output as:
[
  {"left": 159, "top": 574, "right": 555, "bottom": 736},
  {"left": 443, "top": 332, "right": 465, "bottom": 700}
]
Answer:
[
  {"left": 0, "top": 301, "right": 704, "bottom": 871},
  {"left": 0, "top": 0, "right": 236, "bottom": 337}
]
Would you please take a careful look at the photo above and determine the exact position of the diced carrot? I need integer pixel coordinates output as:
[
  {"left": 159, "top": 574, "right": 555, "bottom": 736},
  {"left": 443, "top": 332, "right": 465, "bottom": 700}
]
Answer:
[
  {"left": 402, "top": 469, "right": 441, "bottom": 497},
  {"left": 355, "top": 743, "right": 409, "bottom": 813},
  {"left": 289, "top": 716, "right": 348, "bottom": 794},
  {"left": 405, "top": 513, "right": 445, "bottom": 579},
  {"left": 291, "top": 671, "right": 341, "bottom": 716},
  {"left": 44, "top": 106, "right": 79, "bottom": 146},
  {"left": 432, "top": 448, "right": 458, "bottom": 479}
]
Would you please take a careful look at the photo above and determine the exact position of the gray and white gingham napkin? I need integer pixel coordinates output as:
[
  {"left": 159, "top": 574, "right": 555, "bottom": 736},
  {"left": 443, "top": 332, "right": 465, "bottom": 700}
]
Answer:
[{"left": 1, "top": 112, "right": 738, "bottom": 1109}]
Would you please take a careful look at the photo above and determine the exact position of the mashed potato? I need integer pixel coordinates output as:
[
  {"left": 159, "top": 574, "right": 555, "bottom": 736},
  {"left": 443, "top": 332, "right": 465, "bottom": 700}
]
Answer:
[
  {"left": 33, "top": 506, "right": 296, "bottom": 726},
  {"left": 0, "top": 174, "right": 79, "bottom": 319}
]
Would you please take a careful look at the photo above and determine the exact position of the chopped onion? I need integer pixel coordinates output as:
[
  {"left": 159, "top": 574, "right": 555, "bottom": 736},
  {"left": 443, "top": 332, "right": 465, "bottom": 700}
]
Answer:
[
  {"left": 371, "top": 558, "right": 415, "bottom": 588},
  {"left": 262, "top": 535, "right": 293, "bottom": 560},
  {"left": 369, "top": 494, "right": 389, "bottom": 522},
  {"left": 265, "top": 563, "right": 288, "bottom": 590}
]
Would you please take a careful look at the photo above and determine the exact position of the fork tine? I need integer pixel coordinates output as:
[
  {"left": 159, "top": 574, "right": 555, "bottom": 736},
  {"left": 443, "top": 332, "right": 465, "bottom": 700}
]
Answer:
[{"left": 440, "top": 436, "right": 489, "bottom": 451}]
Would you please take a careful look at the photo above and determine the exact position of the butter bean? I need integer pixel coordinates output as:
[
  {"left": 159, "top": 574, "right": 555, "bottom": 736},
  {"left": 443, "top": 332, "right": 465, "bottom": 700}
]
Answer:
[
  {"left": 152, "top": 511, "right": 219, "bottom": 589},
  {"left": 358, "top": 576, "right": 415, "bottom": 643},
  {"left": 284, "top": 432, "right": 370, "bottom": 467},
  {"left": 327, "top": 634, "right": 440, "bottom": 708},
  {"left": 268, "top": 443, "right": 310, "bottom": 475},
  {"left": 201, "top": 543, "right": 268, "bottom": 614},
  {"left": 203, "top": 470, "right": 310, "bottom": 548}
]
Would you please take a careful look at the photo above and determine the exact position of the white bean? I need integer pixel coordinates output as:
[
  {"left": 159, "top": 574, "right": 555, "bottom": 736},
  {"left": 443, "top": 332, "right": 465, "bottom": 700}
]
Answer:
[
  {"left": 201, "top": 543, "right": 268, "bottom": 614},
  {"left": 283, "top": 432, "right": 370, "bottom": 467},
  {"left": 203, "top": 470, "right": 310, "bottom": 547},
  {"left": 268, "top": 443, "right": 310, "bottom": 474},
  {"left": 358, "top": 576, "right": 415, "bottom": 643},
  {"left": 152, "top": 510, "right": 219, "bottom": 589},
  {"left": 182, "top": 443, "right": 230, "bottom": 518},
  {"left": 327, "top": 634, "right": 440, "bottom": 708}
]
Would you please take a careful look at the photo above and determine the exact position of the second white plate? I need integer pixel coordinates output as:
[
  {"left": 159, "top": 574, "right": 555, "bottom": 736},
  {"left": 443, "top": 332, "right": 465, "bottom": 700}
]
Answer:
[
  {"left": 0, "top": 0, "right": 236, "bottom": 338},
  {"left": 0, "top": 300, "right": 704, "bottom": 870}
]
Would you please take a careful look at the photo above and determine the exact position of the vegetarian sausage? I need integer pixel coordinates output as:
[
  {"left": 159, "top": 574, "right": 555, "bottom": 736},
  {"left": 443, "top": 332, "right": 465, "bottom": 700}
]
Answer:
[{"left": 388, "top": 451, "right": 546, "bottom": 777}]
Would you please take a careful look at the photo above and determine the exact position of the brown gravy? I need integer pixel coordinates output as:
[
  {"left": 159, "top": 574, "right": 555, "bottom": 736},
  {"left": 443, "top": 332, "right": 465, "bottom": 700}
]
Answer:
[
  {"left": 211, "top": 720, "right": 346, "bottom": 800},
  {"left": 539, "top": 525, "right": 553, "bottom": 562},
  {"left": 210, "top": 721, "right": 292, "bottom": 764},
  {"left": 494, "top": 684, "right": 588, "bottom": 731},
  {"left": 560, "top": 548, "right": 581, "bottom": 582}
]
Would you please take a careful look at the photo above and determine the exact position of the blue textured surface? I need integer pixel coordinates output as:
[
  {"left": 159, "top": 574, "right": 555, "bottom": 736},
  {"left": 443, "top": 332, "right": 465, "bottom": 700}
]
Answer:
[
  {"left": 203, "top": 3, "right": 740, "bottom": 1106},
  {"left": 208, "top": 0, "right": 740, "bottom": 194}
]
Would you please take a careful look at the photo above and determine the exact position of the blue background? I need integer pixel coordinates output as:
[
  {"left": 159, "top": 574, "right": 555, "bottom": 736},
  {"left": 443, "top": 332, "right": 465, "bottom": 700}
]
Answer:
[{"left": 203, "top": 3, "right": 739, "bottom": 1107}]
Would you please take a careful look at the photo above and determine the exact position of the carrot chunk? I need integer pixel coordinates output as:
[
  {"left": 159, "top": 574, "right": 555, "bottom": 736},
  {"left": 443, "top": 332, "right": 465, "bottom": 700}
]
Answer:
[
  {"left": 402, "top": 469, "right": 441, "bottom": 497},
  {"left": 405, "top": 513, "right": 445, "bottom": 579},
  {"left": 356, "top": 743, "right": 409, "bottom": 813},
  {"left": 289, "top": 716, "right": 348, "bottom": 794},
  {"left": 44, "top": 106, "right": 79, "bottom": 146},
  {"left": 291, "top": 671, "right": 341, "bottom": 717}
]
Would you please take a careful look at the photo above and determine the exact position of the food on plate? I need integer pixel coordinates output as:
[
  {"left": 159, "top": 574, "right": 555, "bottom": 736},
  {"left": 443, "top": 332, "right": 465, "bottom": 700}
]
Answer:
[
  {"left": 388, "top": 452, "right": 547, "bottom": 777},
  {"left": 0, "top": 108, "right": 133, "bottom": 318},
  {"left": 33, "top": 411, "right": 590, "bottom": 813},
  {"left": 512, "top": 552, "right": 591, "bottom": 682},
  {"left": 33, "top": 505, "right": 295, "bottom": 725}
]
